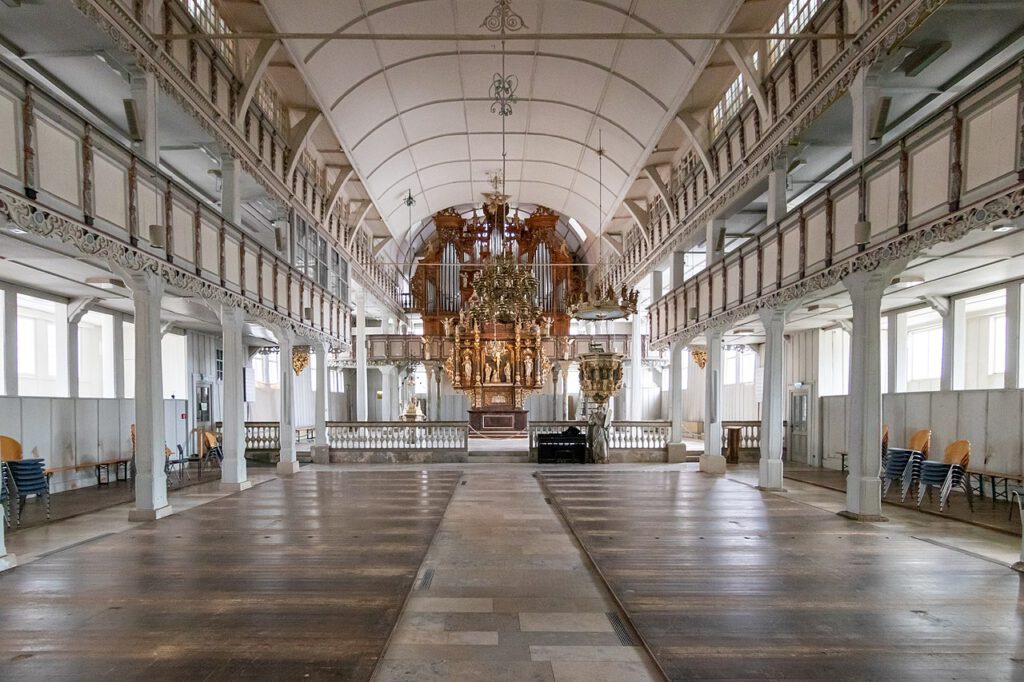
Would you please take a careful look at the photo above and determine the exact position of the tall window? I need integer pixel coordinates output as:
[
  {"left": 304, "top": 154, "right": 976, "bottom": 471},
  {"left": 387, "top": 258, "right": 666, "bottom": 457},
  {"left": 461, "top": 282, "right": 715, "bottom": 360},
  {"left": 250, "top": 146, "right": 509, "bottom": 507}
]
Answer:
[
  {"left": 253, "top": 350, "right": 280, "bottom": 387},
  {"left": 767, "top": 0, "right": 824, "bottom": 67},
  {"left": 712, "top": 72, "right": 748, "bottom": 135},
  {"left": 959, "top": 289, "right": 1007, "bottom": 389},
  {"left": 17, "top": 294, "right": 68, "bottom": 397},
  {"left": 78, "top": 310, "right": 116, "bottom": 398},
  {"left": 723, "top": 347, "right": 756, "bottom": 385},
  {"left": 903, "top": 308, "right": 942, "bottom": 391},
  {"left": 184, "top": 0, "right": 236, "bottom": 70},
  {"left": 818, "top": 327, "right": 850, "bottom": 396},
  {"left": 162, "top": 332, "right": 189, "bottom": 400},
  {"left": 294, "top": 217, "right": 329, "bottom": 288},
  {"left": 0, "top": 290, "right": 5, "bottom": 394},
  {"left": 123, "top": 321, "right": 135, "bottom": 399}
]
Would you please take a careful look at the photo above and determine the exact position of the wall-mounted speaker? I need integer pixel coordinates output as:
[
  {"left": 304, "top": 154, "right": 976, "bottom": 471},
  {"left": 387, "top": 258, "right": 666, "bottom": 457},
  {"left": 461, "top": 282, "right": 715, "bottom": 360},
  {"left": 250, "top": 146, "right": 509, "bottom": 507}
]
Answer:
[
  {"left": 854, "top": 220, "right": 872, "bottom": 246},
  {"left": 148, "top": 224, "right": 166, "bottom": 249},
  {"left": 123, "top": 99, "right": 143, "bottom": 143},
  {"left": 869, "top": 96, "right": 891, "bottom": 143}
]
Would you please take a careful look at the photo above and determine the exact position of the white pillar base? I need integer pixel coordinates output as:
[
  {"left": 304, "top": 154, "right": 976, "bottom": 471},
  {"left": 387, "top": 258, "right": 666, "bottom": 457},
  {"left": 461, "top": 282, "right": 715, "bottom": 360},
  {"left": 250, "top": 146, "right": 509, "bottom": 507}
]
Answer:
[
  {"left": 220, "top": 480, "right": 252, "bottom": 493},
  {"left": 699, "top": 453, "right": 727, "bottom": 474},
  {"left": 1012, "top": 562, "right": 1024, "bottom": 574},
  {"left": 129, "top": 504, "right": 173, "bottom": 522},
  {"left": 758, "top": 458, "right": 785, "bottom": 491},
  {"left": 839, "top": 474, "right": 886, "bottom": 521},
  {"left": 667, "top": 442, "right": 688, "bottom": 464},
  {"left": 311, "top": 445, "right": 331, "bottom": 465},
  {"left": 276, "top": 460, "right": 301, "bottom": 475},
  {"left": 0, "top": 554, "right": 17, "bottom": 572}
]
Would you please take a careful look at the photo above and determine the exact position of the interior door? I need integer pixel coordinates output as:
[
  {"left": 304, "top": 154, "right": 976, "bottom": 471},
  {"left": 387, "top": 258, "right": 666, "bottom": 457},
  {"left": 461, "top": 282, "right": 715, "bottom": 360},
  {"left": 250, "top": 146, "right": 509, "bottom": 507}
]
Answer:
[{"left": 787, "top": 387, "right": 811, "bottom": 465}]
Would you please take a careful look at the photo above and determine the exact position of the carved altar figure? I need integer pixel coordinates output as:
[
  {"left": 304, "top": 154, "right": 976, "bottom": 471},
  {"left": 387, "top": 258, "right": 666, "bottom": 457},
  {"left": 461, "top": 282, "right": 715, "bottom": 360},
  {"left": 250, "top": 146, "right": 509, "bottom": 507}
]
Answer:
[
  {"left": 587, "top": 407, "right": 612, "bottom": 464},
  {"left": 484, "top": 360, "right": 495, "bottom": 383},
  {"left": 522, "top": 351, "right": 534, "bottom": 384},
  {"left": 503, "top": 360, "right": 512, "bottom": 383},
  {"left": 462, "top": 351, "right": 473, "bottom": 384}
]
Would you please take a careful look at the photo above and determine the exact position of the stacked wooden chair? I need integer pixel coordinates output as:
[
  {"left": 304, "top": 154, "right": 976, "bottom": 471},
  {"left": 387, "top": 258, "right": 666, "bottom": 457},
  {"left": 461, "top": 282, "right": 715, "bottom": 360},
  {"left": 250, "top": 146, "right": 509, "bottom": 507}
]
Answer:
[
  {"left": 917, "top": 440, "right": 973, "bottom": 512},
  {"left": 6, "top": 458, "right": 50, "bottom": 526},
  {"left": 882, "top": 429, "right": 931, "bottom": 502}
]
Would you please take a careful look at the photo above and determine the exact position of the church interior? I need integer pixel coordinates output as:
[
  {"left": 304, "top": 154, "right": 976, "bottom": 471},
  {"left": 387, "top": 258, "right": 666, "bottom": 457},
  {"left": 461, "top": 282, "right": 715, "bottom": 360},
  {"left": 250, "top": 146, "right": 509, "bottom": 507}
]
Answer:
[{"left": 0, "top": 0, "right": 1023, "bottom": 679}]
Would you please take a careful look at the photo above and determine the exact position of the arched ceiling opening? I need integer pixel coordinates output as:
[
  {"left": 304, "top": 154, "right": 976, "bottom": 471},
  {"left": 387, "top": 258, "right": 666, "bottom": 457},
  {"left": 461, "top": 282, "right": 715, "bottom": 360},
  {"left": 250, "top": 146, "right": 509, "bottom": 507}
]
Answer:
[{"left": 260, "top": 0, "right": 744, "bottom": 245}]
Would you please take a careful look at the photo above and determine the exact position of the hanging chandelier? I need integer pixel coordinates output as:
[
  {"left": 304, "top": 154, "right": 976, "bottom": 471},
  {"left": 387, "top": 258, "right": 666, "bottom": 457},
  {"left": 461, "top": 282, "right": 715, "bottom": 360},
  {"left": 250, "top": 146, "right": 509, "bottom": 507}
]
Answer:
[
  {"left": 467, "top": 251, "right": 541, "bottom": 325},
  {"left": 568, "top": 134, "right": 639, "bottom": 321}
]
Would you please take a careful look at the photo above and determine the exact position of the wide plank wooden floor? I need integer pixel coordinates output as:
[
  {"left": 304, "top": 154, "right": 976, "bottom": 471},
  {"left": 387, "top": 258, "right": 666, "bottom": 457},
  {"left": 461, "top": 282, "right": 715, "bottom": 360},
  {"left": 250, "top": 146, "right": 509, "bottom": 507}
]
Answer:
[
  {"left": 0, "top": 470, "right": 461, "bottom": 681},
  {"left": 539, "top": 470, "right": 1024, "bottom": 681}
]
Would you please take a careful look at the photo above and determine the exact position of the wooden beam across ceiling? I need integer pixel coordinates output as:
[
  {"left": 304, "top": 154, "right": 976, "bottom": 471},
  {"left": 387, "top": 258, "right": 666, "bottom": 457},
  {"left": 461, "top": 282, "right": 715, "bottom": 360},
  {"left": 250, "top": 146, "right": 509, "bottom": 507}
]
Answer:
[{"left": 158, "top": 31, "right": 853, "bottom": 42}]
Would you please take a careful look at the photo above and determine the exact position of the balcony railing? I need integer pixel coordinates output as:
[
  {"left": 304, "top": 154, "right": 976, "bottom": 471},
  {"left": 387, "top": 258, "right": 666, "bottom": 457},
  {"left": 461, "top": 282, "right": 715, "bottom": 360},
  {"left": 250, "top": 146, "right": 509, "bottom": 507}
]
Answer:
[
  {"left": 326, "top": 422, "right": 469, "bottom": 451},
  {"left": 528, "top": 420, "right": 671, "bottom": 455}
]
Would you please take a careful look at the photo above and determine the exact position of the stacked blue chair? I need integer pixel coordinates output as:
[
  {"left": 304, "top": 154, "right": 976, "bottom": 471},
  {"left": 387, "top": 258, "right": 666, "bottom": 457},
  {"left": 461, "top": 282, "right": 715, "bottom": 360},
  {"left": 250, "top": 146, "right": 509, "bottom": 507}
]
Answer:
[
  {"left": 917, "top": 440, "right": 972, "bottom": 513},
  {"left": 882, "top": 429, "right": 931, "bottom": 502},
  {"left": 7, "top": 458, "right": 50, "bottom": 525},
  {"left": 1, "top": 463, "right": 9, "bottom": 527}
]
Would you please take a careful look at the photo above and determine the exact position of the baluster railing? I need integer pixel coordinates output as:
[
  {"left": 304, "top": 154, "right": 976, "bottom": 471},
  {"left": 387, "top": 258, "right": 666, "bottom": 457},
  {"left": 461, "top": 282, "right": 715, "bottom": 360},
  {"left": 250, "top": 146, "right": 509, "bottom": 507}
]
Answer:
[{"left": 324, "top": 422, "right": 469, "bottom": 451}]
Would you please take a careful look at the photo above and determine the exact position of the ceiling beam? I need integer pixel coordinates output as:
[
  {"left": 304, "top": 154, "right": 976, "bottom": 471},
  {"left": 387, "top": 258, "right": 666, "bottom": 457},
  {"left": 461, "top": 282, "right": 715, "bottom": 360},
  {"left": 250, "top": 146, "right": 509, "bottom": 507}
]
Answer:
[
  {"left": 325, "top": 165, "right": 355, "bottom": 221},
  {"left": 372, "top": 235, "right": 391, "bottom": 256},
  {"left": 623, "top": 199, "right": 651, "bottom": 246},
  {"left": 603, "top": 232, "right": 624, "bottom": 257},
  {"left": 67, "top": 297, "right": 97, "bottom": 325},
  {"left": 284, "top": 109, "right": 324, "bottom": 180},
  {"left": 346, "top": 201, "right": 372, "bottom": 251},
  {"left": 234, "top": 39, "right": 277, "bottom": 127},
  {"left": 643, "top": 165, "right": 675, "bottom": 224},
  {"left": 723, "top": 40, "right": 769, "bottom": 121},
  {"left": 159, "top": 31, "right": 853, "bottom": 42},
  {"left": 674, "top": 112, "right": 715, "bottom": 179}
]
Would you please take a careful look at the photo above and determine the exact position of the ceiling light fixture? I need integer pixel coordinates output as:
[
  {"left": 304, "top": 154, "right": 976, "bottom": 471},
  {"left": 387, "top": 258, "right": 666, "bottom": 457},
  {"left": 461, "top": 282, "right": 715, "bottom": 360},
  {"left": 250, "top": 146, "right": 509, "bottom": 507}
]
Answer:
[
  {"left": 568, "top": 131, "right": 639, "bottom": 321},
  {"left": 85, "top": 276, "right": 125, "bottom": 290}
]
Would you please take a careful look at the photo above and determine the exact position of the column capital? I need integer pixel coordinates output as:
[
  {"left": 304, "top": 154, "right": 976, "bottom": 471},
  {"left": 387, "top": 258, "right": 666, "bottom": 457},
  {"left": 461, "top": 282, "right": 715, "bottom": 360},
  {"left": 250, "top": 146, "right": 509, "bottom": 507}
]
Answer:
[{"left": 842, "top": 259, "right": 909, "bottom": 301}]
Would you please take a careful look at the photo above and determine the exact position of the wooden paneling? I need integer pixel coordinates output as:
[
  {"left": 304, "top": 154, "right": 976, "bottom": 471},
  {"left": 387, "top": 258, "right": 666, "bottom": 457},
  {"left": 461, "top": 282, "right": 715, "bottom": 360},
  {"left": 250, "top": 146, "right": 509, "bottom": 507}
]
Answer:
[{"left": 0, "top": 91, "right": 20, "bottom": 180}]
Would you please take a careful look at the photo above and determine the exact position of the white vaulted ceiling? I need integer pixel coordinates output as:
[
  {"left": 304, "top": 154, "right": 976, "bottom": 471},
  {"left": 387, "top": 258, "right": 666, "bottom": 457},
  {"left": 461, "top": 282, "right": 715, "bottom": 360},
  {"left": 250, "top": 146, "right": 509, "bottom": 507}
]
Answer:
[{"left": 260, "top": 0, "right": 743, "bottom": 247}]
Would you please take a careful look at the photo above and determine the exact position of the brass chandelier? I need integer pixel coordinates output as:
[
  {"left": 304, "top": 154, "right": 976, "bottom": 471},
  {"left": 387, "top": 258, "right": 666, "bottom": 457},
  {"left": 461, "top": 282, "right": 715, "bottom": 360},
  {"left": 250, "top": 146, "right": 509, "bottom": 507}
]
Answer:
[
  {"left": 568, "top": 133, "right": 639, "bottom": 321},
  {"left": 467, "top": 251, "right": 541, "bottom": 325}
]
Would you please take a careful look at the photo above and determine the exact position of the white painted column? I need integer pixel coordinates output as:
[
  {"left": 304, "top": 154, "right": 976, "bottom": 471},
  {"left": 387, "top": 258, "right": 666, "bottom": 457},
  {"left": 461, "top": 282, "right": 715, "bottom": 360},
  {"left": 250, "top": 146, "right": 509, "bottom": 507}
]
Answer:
[
  {"left": 561, "top": 363, "right": 571, "bottom": 420},
  {"left": 700, "top": 329, "right": 727, "bottom": 474},
  {"left": 424, "top": 364, "right": 435, "bottom": 422},
  {"left": 551, "top": 363, "right": 561, "bottom": 420},
  {"left": 220, "top": 152, "right": 241, "bottom": 226},
  {"left": 841, "top": 261, "right": 905, "bottom": 519},
  {"left": 1006, "top": 283, "right": 1021, "bottom": 389},
  {"left": 3, "top": 290, "right": 16, "bottom": 397},
  {"left": 128, "top": 68, "right": 159, "bottom": 165},
  {"left": 850, "top": 67, "right": 881, "bottom": 164},
  {"left": 219, "top": 304, "right": 250, "bottom": 492},
  {"left": 434, "top": 364, "right": 443, "bottom": 420},
  {"left": 706, "top": 218, "right": 726, "bottom": 266},
  {"left": 276, "top": 331, "right": 299, "bottom": 475},
  {"left": 124, "top": 269, "right": 171, "bottom": 520},
  {"left": 671, "top": 251, "right": 686, "bottom": 289},
  {"left": 314, "top": 340, "right": 328, "bottom": 446},
  {"left": 758, "top": 307, "right": 787, "bottom": 490},
  {"left": 668, "top": 340, "right": 686, "bottom": 462},
  {"left": 940, "top": 302, "right": 955, "bottom": 391},
  {"left": 628, "top": 312, "right": 643, "bottom": 419},
  {"left": 766, "top": 156, "right": 788, "bottom": 226},
  {"left": 355, "top": 291, "right": 368, "bottom": 421}
]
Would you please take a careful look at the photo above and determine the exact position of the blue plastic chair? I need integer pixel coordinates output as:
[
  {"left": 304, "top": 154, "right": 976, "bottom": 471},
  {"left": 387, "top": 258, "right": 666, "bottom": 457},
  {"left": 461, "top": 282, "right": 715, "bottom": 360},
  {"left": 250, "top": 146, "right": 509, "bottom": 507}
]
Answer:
[
  {"left": 1, "top": 463, "right": 9, "bottom": 527},
  {"left": 7, "top": 458, "right": 50, "bottom": 525},
  {"left": 882, "top": 429, "right": 931, "bottom": 502},
  {"left": 917, "top": 440, "right": 972, "bottom": 512}
]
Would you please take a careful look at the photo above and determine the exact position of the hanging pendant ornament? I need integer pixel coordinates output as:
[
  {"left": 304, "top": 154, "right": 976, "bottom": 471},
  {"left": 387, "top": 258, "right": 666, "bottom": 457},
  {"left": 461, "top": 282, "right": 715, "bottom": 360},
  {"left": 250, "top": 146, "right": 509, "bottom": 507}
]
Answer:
[{"left": 481, "top": 0, "right": 527, "bottom": 34}]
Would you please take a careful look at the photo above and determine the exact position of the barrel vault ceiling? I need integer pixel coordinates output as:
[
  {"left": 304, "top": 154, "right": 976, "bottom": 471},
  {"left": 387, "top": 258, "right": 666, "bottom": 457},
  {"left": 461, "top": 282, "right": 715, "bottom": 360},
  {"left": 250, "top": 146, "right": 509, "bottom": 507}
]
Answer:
[{"left": 259, "top": 0, "right": 744, "bottom": 250}]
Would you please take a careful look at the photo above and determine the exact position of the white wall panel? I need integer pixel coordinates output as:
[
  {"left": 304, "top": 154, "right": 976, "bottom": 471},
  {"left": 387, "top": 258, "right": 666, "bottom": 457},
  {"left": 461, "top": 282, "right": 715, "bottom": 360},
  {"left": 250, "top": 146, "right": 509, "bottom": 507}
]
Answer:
[
  {"left": 93, "top": 153, "right": 127, "bottom": 228},
  {"left": 910, "top": 135, "right": 950, "bottom": 217},
  {"left": 35, "top": 116, "right": 80, "bottom": 205},
  {"left": 0, "top": 92, "right": 20, "bottom": 179},
  {"left": 963, "top": 93, "right": 1017, "bottom": 191}
]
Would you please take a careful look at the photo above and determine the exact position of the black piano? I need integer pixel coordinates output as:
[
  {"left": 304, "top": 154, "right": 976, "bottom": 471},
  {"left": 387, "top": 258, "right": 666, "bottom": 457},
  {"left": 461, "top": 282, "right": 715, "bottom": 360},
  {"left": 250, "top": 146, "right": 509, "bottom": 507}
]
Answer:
[{"left": 537, "top": 426, "right": 587, "bottom": 464}]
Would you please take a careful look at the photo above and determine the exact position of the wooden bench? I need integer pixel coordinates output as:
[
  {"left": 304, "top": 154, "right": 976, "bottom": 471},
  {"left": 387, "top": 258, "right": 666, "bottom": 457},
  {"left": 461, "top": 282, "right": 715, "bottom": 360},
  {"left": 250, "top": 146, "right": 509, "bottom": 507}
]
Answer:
[
  {"left": 967, "top": 468, "right": 1024, "bottom": 502},
  {"left": 45, "top": 458, "right": 131, "bottom": 486}
]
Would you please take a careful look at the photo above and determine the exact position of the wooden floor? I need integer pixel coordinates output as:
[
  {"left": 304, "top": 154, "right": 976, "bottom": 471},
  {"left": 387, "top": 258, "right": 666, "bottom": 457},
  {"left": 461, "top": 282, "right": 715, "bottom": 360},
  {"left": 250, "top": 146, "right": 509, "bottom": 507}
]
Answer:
[
  {"left": 0, "top": 470, "right": 460, "bottom": 680},
  {"left": 783, "top": 466, "right": 1021, "bottom": 536},
  {"left": 539, "top": 470, "right": 1024, "bottom": 681}
]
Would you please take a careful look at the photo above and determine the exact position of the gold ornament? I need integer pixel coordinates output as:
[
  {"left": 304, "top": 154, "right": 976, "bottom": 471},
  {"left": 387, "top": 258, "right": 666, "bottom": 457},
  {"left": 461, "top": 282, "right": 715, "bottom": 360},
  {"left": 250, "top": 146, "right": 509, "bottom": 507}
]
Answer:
[
  {"left": 292, "top": 347, "right": 310, "bottom": 375},
  {"left": 690, "top": 346, "right": 708, "bottom": 370}
]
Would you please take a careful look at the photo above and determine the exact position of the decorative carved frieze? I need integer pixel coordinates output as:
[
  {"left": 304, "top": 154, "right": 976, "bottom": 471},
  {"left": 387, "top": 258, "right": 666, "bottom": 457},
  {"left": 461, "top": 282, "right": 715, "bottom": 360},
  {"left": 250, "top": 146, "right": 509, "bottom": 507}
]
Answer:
[
  {"left": 0, "top": 188, "right": 342, "bottom": 350},
  {"left": 652, "top": 184, "right": 1024, "bottom": 349}
]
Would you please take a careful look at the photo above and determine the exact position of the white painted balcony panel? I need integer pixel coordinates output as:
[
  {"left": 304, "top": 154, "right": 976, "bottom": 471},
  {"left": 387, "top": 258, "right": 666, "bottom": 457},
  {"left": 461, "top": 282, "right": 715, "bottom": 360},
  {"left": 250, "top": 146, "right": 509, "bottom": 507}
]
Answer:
[
  {"left": 909, "top": 133, "right": 951, "bottom": 219},
  {"left": 0, "top": 91, "right": 19, "bottom": 181},
  {"left": 36, "top": 115, "right": 81, "bottom": 207}
]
